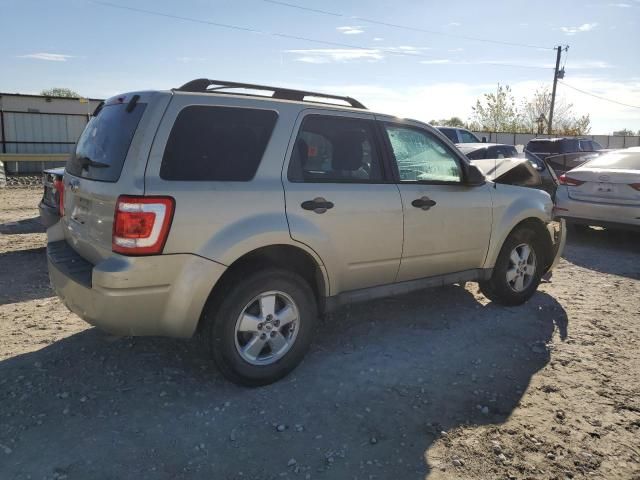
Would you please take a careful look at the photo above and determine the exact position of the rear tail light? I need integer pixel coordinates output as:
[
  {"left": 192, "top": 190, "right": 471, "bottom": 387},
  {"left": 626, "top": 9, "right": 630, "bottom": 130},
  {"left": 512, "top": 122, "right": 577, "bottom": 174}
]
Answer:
[
  {"left": 112, "top": 196, "right": 175, "bottom": 255},
  {"left": 53, "top": 178, "right": 64, "bottom": 216},
  {"left": 558, "top": 174, "right": 584, "bottom": 186},
  {"left": 630, "top": 183, "right": 640, "bottom": 191}
]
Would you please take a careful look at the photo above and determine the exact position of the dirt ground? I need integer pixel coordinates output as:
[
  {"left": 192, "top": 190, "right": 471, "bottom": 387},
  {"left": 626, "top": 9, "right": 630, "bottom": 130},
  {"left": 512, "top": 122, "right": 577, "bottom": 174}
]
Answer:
[{"left": 1, "top": 187, "right": 639, "bottom": 480}]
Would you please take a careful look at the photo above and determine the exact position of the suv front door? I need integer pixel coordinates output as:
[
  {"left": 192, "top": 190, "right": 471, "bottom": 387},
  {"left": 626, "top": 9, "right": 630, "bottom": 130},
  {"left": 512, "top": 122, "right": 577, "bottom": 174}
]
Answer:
[
  {"left": 283, "top": 111, "right": 403, "bottom": 295},
  {"left": 380, "top": 121, "right": 492, "bottom": 281}
]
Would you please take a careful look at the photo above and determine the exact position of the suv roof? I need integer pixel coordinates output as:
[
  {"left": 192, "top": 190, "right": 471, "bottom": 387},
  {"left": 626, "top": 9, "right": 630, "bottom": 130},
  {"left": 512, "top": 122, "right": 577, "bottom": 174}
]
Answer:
[
  {"left": 527, "top": 137, "right": 589, "bottom": 143},
  {"left": 175, "top": 78, "right": 367, "bottom": 110}
]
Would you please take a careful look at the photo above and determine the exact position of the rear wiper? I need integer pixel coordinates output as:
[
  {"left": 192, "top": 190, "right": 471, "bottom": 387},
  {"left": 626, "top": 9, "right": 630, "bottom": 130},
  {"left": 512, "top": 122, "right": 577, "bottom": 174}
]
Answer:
[{"left": 77, "top": 156, "right": 109, "bottom": 169}]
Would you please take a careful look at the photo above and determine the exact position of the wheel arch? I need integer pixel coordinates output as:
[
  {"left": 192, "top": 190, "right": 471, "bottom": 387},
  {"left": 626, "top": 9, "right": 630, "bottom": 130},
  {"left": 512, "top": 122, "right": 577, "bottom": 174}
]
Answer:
[
  {"left": 490, "top": 217, "right": 554, "bottom": 271},
  {"left": 196, "top": 244, "right": 328, "bottom": 334}
]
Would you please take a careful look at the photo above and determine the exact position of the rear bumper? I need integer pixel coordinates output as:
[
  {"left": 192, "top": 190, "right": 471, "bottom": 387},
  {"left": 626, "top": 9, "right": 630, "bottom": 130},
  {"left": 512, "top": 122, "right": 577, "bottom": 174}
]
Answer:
[
  {"left": 555, "top": 188, "right": 640, "bottom": 230},
  {"left": 47, "top": 240, "right": 226, "bottom": 337},
  {"left": 38, "top": 201, "right": 60, "bottom": 228}
]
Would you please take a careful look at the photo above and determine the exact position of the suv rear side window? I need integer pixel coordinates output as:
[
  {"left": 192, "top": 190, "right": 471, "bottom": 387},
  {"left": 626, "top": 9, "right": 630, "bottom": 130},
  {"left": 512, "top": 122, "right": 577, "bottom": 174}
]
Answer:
[
  {"left": 160, "top": 106, "right": 278, "bottom": 181},
  {"left": 288, "top": 115, "right": 383, "bottom": 183},
  {"left": 66, "top": 102, "right": 146, "bottom": 182}
]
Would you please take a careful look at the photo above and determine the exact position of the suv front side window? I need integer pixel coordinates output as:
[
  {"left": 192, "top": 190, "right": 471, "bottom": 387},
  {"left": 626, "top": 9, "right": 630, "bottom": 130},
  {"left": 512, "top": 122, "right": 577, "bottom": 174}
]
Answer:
[
  {"left": 288, "top": 115, "right": 384, "bottom": 183},
  {"left": 384, "top": 125, "right": 462, "bottom": 183}
]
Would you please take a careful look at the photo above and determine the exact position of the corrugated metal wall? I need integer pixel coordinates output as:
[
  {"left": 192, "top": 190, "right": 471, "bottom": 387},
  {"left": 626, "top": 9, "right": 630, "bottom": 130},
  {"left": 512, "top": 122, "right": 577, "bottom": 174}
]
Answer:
[
  {"left": 472, "top": 131, "right": 640, "bottom": 149},
  {"left": 1, "top": 112, "right": 87, "bottom": 173}
]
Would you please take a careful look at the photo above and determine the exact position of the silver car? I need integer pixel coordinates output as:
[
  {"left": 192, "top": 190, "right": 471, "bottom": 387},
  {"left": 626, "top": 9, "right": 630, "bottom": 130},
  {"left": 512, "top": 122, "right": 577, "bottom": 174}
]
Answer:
[
  {"left": 47, "top": 79, "right": 565, "bottom": 386},
  {"left": 555, "top": 147, "right": 640, "bottom": 231}
]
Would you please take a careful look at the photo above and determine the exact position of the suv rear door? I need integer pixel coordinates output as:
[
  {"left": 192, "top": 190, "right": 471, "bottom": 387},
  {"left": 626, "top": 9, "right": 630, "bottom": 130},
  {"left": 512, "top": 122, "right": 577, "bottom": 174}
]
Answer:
[
  {"left": 379, "top": 119, "right": 492, "bottom": 281},
  {"left": 283, "top": 110, "right": 403, "bottom": 294},
  {"left": 62, "top": 92, "right": 170, "bottom": 264}
]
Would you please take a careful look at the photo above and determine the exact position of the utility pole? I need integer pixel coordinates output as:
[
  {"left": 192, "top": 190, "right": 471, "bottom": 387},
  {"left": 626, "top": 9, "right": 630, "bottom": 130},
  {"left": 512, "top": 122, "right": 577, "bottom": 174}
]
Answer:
[{"left": 548, "top": 45, "right": 566, "bottom": 135}]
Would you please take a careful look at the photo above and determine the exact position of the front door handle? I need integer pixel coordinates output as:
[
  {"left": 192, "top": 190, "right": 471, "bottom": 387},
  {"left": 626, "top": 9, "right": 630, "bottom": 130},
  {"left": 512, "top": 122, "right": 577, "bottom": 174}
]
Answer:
[
  {"left": 301, "top": 197, "right": 334, "bottom": 214},
  {"left": 411, "top": 196, "right": 437, "bottom": 210}
]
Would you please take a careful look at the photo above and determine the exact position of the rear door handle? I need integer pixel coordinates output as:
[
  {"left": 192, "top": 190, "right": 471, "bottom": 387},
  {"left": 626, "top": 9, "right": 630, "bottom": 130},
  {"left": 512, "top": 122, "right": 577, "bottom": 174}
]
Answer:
[
  {"left": 301, "top": 197, "right": 334, "bottom": 214},
  {"left": 411, "top": 196, "right": 437, "bottom": 210}
]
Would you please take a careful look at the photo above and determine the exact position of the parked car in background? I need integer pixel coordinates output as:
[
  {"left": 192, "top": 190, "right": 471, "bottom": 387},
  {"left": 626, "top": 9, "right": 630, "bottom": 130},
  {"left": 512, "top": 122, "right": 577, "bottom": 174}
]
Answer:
[
  {"left": 458, "top": 143, "right": 557, "bottom": 197},
  {"left": 525, "top": 137, "right": 604, "bottom": 175},
  {"left": 38, "top": 167, "right": 65, "bottom": 227},
  {"left": 47, "top": 79, "right": 565, "bottom": 386},
  {"left": 524, "top": 150, "right": 559, "bottom": 198},
  {"left": 436, "top": 126, "right": 486, "bottom": 144},
  {"left": 555, "top": 147, "right": 640, "bottom": 231},
  {"left": 457, "top": 142, "right": 518, "bottom": 160}
]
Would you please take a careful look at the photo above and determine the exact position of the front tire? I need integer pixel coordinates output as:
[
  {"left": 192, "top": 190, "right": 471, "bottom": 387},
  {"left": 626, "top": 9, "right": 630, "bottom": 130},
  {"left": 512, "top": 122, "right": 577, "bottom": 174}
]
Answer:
[
  {"left": 479, "top": 226, "right": 543, "bottom": 306},
  {"left": 202, "top": 269, "right": 317, "bottom": 386}
]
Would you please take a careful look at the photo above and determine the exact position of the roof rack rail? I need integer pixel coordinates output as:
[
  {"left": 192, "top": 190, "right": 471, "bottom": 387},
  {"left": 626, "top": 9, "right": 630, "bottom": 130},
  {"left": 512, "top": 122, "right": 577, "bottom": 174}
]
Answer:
[{"left": 175, "top": 78, "right": 366, "bottom": 109}]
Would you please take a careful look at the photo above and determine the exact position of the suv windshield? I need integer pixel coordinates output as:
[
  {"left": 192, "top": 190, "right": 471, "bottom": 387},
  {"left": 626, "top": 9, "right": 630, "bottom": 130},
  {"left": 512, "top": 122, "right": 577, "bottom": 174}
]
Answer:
[{"left": 66, "top": 102, "right": 146, "bottom": 182}]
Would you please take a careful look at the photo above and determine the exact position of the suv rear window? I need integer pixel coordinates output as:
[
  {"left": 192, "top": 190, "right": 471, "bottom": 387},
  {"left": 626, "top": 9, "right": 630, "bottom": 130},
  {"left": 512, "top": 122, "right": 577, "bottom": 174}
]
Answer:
[
  {"left": 66, "top": 102, "right": 146, "bottom": 182},
  {"left": 527, "top": 140, "right": 562, "bottom": 154},
  {"left": 160, "top": 106, "right": 278, "bottom": 181}
]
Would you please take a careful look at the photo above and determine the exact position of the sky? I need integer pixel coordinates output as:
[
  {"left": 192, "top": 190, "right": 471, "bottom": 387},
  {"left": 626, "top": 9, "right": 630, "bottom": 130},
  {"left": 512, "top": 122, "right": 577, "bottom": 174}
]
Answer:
[{"left": 2, "top": 0, "right": 639, "bottom": 134}]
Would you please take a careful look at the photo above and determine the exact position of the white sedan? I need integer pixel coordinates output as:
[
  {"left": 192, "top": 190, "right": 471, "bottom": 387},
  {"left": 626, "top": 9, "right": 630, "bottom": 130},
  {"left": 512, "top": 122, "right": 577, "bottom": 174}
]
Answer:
[{"left": 555, "top": 147, "right": 640, "bottom": 231}]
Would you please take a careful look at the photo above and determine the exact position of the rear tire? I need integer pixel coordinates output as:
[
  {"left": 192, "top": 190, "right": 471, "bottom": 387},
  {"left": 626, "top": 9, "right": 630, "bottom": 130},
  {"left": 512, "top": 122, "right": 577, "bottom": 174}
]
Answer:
[
  {"left": 479, "top": 226, "right": 543, "bottom": 306},
  {"left": 202, "top": 268, "right": 317, "bottom": 386}
]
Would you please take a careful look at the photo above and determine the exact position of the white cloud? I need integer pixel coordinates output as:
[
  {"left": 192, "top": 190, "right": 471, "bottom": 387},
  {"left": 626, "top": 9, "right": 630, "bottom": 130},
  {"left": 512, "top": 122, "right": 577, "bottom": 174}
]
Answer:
[
  {"left": 560, "top": 22, "right": 598, "bottom": 35},
  {"left": 287, "top": 48, "right": 383, "bottom": 64},
  {"left": 448, "top": 47, "right": 464, "bottom": 53},
  {"left": 420, "top": 59, "right": 452, "bottom": 64},
  {"left": 305, "top": 77, "right": 640, "bottom": 133},
  {"left": 337, "top": 25, "right": 364, "bottom": 35},
  {"left": 446, "top": 22, "right": 461, "bottom": 27},
  {"left": 17, "top": 53, "right": 74, "bottom": 62},
  {"left": 286, "top": 45, "right": 430, "bottom": 63},
  {"left": 607, "top": 2, "right": 632, "bottom": 6},
  {"left": 373, "top": 37, "right": 384, "bottom": 41},
  {"left": 383, "top": 45, "right": 431, "bottom": 55}
]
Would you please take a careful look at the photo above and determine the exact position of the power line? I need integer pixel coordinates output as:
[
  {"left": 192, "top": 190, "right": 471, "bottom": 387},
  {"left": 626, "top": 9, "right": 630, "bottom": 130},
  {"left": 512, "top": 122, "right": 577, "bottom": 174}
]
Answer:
[
  {"left": 559, "top": 81, "right": 640, "bottom": 109},
  {"left": 263, "top": 0, "right": 556, "bottom": 51},
  {"left": 90, "top": 1, "right": 553, "bottom": 71}
]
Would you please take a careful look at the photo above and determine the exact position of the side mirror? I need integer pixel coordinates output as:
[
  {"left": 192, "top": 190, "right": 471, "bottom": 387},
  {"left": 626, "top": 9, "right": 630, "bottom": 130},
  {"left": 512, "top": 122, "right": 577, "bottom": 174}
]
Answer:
[
  {"left": 465, "top": 163, "right": 485, "bottom": 186},
  {"left": 481, "top": 136, "right": 487, "bottom": 143}
]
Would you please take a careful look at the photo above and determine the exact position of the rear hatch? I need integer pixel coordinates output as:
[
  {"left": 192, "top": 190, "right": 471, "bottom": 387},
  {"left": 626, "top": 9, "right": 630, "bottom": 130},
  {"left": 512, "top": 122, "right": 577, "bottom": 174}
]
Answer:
[{"left": 62, "top": 92, "right": 164, "bottom": 264}]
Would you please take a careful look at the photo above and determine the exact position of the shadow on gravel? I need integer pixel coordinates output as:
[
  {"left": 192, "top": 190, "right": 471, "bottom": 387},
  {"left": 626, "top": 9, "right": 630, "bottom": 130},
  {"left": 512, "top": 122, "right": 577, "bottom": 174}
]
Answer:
[
  {"left": 0, "top": 217, "right": 45, "bottom": 235},
  {"left": 563, "top": 227, "right": 640, "bottom": 280},
  {"left": 0, "top": 247, "right": 52, "bottom": 305},
  {"left": 0, "top": 286, "right": 567, "bottom": 480}
]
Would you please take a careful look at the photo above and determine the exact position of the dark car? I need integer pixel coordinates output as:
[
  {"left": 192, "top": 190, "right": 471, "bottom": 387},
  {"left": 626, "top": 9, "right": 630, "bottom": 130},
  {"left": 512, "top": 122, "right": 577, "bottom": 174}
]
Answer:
[
  {"left": 456, "top": 142, "right": 518, "bottom": 160},
  {"left": 38, "top": 167, "right": 65, "bottom": 227},
  {"left": 525, "top": 137, "right": 603, "bottom": 175},
  {"left": 457, "top": 143, "right": 557, "bottom": 197}
]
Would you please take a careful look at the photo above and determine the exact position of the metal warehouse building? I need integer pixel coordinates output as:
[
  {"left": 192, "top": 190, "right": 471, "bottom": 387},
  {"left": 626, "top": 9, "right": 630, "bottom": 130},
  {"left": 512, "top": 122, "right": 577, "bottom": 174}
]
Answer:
[{"left": 0, "top": 93, "right": 102, "bottom": 173}]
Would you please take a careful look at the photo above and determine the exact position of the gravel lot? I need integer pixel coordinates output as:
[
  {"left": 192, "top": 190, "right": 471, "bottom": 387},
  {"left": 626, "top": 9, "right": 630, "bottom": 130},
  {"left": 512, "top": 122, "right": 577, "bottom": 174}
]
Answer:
[{"left": 1, "top": 187, "right": 639, "bottom": 480}]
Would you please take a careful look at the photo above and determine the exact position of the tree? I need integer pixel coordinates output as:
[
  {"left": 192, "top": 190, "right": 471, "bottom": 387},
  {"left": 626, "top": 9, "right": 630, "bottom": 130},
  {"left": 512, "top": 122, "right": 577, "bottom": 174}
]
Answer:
[
  {"left": 469, "top": 84, "right": 591, "bottom": 135},
  {"left": 468, "top": 84, "right": 520, "bottom": 132},
  {"left": 40, "top": 87, "right": 81, "bottom": 98},
  {"left": 429, "top": 117, "right": 467, "bottom": 128},
  {"left": 613, "top": 129, "right": 636, "bottom": 136}
]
